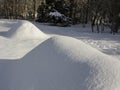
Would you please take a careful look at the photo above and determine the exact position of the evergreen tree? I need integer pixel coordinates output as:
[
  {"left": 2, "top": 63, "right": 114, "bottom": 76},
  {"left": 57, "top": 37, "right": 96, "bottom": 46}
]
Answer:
[{"left": 37, "top": 2, "right": 47, "bottom": 22}]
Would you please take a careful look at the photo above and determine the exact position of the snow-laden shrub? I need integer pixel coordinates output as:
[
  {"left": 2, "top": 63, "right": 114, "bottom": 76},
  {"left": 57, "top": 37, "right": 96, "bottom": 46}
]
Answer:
[{"left": 48, "top": 10, "right": 72, "bottom": 27}]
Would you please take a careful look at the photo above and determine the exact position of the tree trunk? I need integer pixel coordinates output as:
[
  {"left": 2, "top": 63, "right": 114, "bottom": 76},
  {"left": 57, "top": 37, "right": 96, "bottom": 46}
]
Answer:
[{"left": 33, "top": 0, "right": 36, "bottom": 20}]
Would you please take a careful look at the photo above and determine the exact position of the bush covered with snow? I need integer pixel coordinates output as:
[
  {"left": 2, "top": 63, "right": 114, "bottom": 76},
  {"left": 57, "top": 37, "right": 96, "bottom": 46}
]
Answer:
[{"left": 48, "top": 10, "right": 72, "bottom": 26}]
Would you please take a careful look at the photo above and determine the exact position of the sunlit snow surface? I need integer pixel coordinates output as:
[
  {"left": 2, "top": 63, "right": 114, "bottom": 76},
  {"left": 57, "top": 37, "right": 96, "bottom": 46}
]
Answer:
[
  {"left": 0, "top": 20, "right": 48, "bottom": 59},
  {"left": 0, "top": 19, "right": 120, "bottom": 90},
  {"left": 33, "top": 22, "right": 120, "bottom": 60}
]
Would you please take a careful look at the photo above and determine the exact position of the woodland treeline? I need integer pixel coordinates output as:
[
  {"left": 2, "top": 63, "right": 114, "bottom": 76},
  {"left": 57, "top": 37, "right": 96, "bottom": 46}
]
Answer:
[{"left": 0, "top": 0, "right": 120, "bottom": 33}]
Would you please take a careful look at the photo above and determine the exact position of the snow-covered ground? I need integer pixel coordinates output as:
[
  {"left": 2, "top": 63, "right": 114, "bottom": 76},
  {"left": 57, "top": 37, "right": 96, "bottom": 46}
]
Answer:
[
  {"left": 33, "top": 22, "right": 120, "bottom": 60},
  {"left": 0, "top": 20, "right": 48, "bottom": 59},
  {"left": 0, "top": 19, "right": 120, "bottom": 90}
]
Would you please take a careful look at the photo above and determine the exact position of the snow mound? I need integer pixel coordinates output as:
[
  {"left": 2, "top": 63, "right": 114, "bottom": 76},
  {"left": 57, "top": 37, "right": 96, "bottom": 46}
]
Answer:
[
  {"left": 3, "top": 20, "right": 47, "bottom": 40},
  {"left": 0, "top": 36, "right": 120, "bottom": 90}
]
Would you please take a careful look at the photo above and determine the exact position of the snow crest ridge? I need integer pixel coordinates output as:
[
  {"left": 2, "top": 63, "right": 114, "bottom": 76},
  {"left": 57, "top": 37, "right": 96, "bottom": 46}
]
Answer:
[
  {"left": 0, "top": 36, "right": 120, "bottom": 90},
  {"left": 3, "top": 20, "right": 47, "bottom": 40}
]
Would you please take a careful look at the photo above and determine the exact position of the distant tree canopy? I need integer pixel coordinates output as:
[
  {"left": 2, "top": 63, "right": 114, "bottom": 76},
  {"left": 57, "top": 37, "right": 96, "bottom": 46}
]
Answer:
[
  {"left": 0, "top": 0, "right": 43, "bottom": 19},
  {"left": 46, "top": 0, "right": 55, "bottom": 4},
  {"left": 0, "top": 0, "right": 120, "bottom": 33}
]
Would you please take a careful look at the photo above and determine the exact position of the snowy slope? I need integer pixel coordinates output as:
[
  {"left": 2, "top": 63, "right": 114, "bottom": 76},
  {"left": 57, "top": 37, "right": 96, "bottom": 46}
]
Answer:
[
  {"left": 0, "top": 20, "right": 48, "bottom": 59},
  {"left": 0, "top": 20, "right": 47, "bottom": 40},
  {"left": 33, "top": 22, "right": 120, "bottom": 60},
  {"left": 0, "top": 36, "right": 120, "bottom": 90},
  {"left": 0, "top": 20, "right": 120, "bottom": 90}
]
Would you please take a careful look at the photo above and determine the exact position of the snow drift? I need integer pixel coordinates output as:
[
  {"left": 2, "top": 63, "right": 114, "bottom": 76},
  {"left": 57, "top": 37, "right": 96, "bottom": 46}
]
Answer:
[
  {"left": 0, "top": 20, "right": 47, "bottom": 40},
  {"left": 0, "top": 36, "right": 120, "bottom": 90},
  {"left": 0, "top": 20, "right": 48, "bottom": 59}
]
